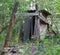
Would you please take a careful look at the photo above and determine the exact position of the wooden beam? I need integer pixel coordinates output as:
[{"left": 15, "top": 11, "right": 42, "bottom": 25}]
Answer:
[
  {"left": 34, "top": 17, "right": 40, "bottom": 40},
  {"left": 38, "top": 13, "right": 49, "bottom": 24},
  {"left": 15, "top": 13, "right": 38, "bottom": 16}
]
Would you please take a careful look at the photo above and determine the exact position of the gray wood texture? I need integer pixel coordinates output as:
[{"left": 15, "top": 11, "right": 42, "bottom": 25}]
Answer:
[
  {"left": 34, "top": 17, "right": 40, "bottom": 40},
  {"left": 23, "top": 18, "right": 31, "bottom": 42}
]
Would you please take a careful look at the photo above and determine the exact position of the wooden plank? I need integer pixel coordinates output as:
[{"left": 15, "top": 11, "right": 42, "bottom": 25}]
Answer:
[
  {"left": 34, "top": 17, "right": 40, "bottom": 40},
  {"left": 23, "top": 18, "right": 31, "bottom": 42},
  {"left": 15, "top": 13, "right": 38, "bottom": 16},
  {"left": 39, "top": 13, "right": 49, "bottom": 24}
]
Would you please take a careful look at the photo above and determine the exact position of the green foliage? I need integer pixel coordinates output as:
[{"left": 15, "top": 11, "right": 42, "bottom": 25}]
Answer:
[{"left": 0, "top": 0, "right": 60, "bottom": 55}]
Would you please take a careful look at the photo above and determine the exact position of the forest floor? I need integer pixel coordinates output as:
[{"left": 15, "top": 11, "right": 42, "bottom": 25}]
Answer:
[
  {"left": 0, "top": 39, "right": 60, "bottom": 55},
  {"left": 0, "top": 43, "right": 39, "bottom": 55}
]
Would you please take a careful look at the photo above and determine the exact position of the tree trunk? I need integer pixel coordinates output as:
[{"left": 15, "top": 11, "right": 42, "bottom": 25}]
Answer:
[{"left": 4, "top": 1, "right": 18, "bottom": 47}]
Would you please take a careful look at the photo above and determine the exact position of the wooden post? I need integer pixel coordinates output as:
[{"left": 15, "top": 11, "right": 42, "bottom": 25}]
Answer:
[{"left": 34, "top": 16, "right": 40, "bottom": 40}]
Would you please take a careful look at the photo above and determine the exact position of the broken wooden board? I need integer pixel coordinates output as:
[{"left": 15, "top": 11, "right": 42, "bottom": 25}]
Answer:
[
  {"left": 23, "top": 17, "right": 31, "bottom": 42},
  {"left": 15, "top": 13, "right": 38, "bottom": 16},
  {"left": 38, "top": 13, "right": 49, "bottom": 24}
]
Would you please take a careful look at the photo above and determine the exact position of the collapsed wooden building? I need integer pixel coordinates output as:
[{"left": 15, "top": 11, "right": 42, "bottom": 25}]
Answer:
[
  {"left": 16, "top": 2, "right": 53, "bottom": 42},
  {"left": 15, "top": 1, "right": 56, "bottom": 42},
  {"left": 22, "top": 11, "right": 51, "bottom": 42}
]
